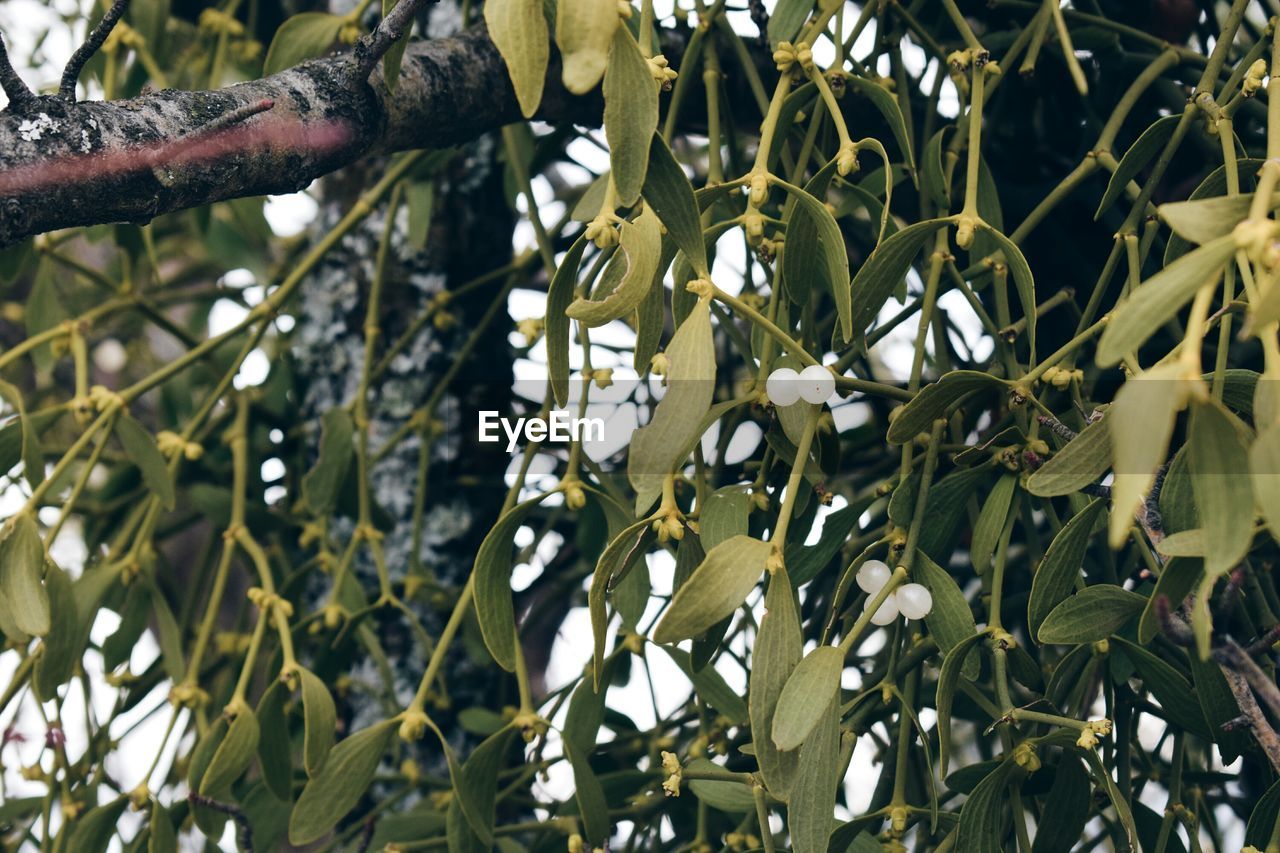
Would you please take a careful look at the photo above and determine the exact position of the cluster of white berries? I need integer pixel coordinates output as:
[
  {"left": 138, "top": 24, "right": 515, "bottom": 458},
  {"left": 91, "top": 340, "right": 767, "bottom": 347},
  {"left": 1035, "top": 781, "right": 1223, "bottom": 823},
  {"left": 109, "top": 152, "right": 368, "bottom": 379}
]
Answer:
[
  {"left": 765, "top": 365, "right": 836, "bottom": 406},
  {"left": 855, "top": 560, "right": 934, "bottom": 626}
]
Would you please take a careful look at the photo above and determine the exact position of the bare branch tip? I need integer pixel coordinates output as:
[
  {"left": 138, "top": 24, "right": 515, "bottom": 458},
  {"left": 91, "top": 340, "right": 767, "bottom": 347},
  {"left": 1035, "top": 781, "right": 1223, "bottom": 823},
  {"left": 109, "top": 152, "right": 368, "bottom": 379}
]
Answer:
[
  {"left": 0, "top": 32, "right": 37, "bottom": 112},
  {"left": 59, "top": 0, "right": 131, "bottom": 102}
]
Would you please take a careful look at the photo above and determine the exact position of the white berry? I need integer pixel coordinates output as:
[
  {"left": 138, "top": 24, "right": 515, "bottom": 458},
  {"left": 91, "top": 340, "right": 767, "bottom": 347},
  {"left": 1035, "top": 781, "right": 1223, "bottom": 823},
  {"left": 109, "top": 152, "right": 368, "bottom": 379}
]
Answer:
[
  {"left": 798, "top": 364, "right": 836, "bottom": 404},
  {"left": 864, "top": 594, "right": 900, "bottom": 626},
  {"left": 896, "top": 583, "right": 933, "bottom": 620},
  {"left": 766, "top": 367, "right": 801, "bottom": 406},
  {"left": 856, "top": 559, "right": 891, "bottom": 594}
]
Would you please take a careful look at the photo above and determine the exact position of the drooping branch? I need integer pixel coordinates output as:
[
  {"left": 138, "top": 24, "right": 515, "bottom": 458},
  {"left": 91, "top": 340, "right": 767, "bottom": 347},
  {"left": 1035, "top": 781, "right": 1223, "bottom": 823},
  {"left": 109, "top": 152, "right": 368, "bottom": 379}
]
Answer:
[{"left": 0, "top": 26, "right": 601, "bottom": 247}]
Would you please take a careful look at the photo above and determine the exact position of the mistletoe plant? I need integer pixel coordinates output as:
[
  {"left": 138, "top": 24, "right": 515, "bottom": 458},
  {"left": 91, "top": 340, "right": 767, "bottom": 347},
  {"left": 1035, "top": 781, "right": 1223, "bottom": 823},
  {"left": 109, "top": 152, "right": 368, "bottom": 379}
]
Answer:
[{"left": 4, "top": 0, "right": 1280, "bottom": 851}]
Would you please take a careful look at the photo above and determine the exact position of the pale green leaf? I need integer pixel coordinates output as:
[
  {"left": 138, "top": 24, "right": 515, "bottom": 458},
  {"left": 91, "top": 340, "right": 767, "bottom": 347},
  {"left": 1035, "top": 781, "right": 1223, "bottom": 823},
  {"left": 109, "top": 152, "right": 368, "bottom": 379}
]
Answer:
[
  {"left": 289, "top": 719, "right": 398, "bottom": 846},
  {"left": 628, "top": 299, "right": 715, "bottom": 510},
  {"left": 485, "top": 0, "right": 549, "bottom": 115},
  {"left": 263, "top": 13, "right": 343, "bottom": 77},
  {"left": 1027, "top": 416, "right": 1110, "bottom": 496},
  {"left": 653, "top": 535, "right": 770, "bottom": 644},
  {"left": 116, "top": 414, "right": 175, "bottom": 510},
  {"left": 771, "top": 644, "right": 844, "bottom": 752},
  {"left": 749, "top": 565, "right": 802, "bottom": 800},
  {"left": 1107, "top": 363, "right": 1186, "bottom": 548},
  {"left": 1037, "top": 585, "right": 1146, "bottom": 644},
  {"left": 566, "top": 206, "right": 662, "bottom": 326},
  {"left": 1028, "top": 499, "right": 1104, "bottom": 641},
  {"left": 643, "top": 133, "right": 708, "bottom": 274},
  {"left": 1096, "top": 234, "right": 1235, "bottom": 367},
  {"left": 603, "top": 28, "right": 658, "bottom": 206}
]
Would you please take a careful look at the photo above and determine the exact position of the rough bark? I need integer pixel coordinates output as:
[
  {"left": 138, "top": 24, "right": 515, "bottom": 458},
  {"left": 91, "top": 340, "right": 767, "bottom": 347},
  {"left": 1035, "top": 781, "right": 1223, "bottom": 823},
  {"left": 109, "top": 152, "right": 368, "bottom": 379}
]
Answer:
[{"left": 0, "top": 26, "right": 600, "bottom": 247}]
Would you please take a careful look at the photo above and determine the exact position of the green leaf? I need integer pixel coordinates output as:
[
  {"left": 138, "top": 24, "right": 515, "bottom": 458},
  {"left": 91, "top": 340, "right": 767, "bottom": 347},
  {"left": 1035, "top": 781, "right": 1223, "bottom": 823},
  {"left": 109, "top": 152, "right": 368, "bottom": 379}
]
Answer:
[
  {"left": 115, "top": 414, "right": 175, "bottom": 510},
  {"left": 566, "top": 206, "right": 662, "bottom": 326},
  {"left": 380, "top": 0, "right": 410, "bottom": 91},
  {"left": 686, "top": 757, "right": 755, "bottom": 812},
  {"left": 1245, "top": 776, "right": 1280, "bottom": 848},
  {"left": 555, "top": 0, "right": 618, "bottom": 94},
  {"left": 643, "top": 133, "right": 708, "bottom": 275},
  {"left": 938, "top": 630, "right": 990, "bottom": 775},
  {"left": 956, "top": 759, "right": 1016, "bottom": 852},
  {"left": 971, "top": 474, "right": 1018, "bottom": 575},
  {"left": 786, "top": 694, "right": 842, "bottom": 853},
  {"left": 785, "top": 499, "right": 867, "bottom": 587},
  {"left": 563, "top": 737, "right": 610, "bottom": 843},
  {"left": 750, "top": 565, "right": 802, "bottom": 800},
  {"left": 1037, "top": 585, "right": 1146, "bottom": 644},
  {"left": 664, "top": 646, "right": 749, "bottom": 722},
  {"left": 289, "top": 719, "right": 398, "bottom": 846},
  {"left": 915, "top": 553, "right": 979, "bottom": 679},
  {"left": 1028, "top": 499, "right": 1104, "bottom": 640},
  {"left": 1027, "top": 416, "right": 1110, "bottom": 496},
  {"left": 1081, "top": 748, "right": 1136, "bottom": 851},
  {"left": 200, "top": 708, "right": 260, "bottom": 795},
  {"left": 474, "top": 495, "right": 545, "bottom": 671},
  {"left": 263, "top": 12, "right": 343, "bottom": 77},
  {"left": 1107, "top": 362, "right": 1186, "bottom": 548},
  {"left": 256, "top": 680, "right": 293, "bottom": 801},
  {"left": 148, "top": 800, "right": 178, "bottom": 853},
  {"left": 546, "top": 235, "right": 589, "bottom": 407},
  {"left": 1158, "top": 193, "right": 1253, "bottom": 244},
  {"left": 1095, "top": 114, "right": 1180, "bottom": 218},
  {"left": 485, "top": 0, "right": 548, "bottom": 115},
  {"left": 457, "top": 727, "right": 518, "bottom": 845},
  {"left": 767, "top": 0, "right": 812, "bottom": 47},
  {"left": 302, "top": 408, "right": 355, "bottom": 516},
  {"left": 32, "top": 562, "right": 78, "bottom": 701},
  {"left": 66, "top": 796, "right": 128, "bottom": 853},
  {"left": 1251, "top": 423, "right": 1280, "bottom": 542},
  {"left": 978, "top": 225, "right": 1037, "bottom": 359},
  {"left": 187, "top": 717, "right": 229, "bottom": 836},
  {"left": 1113, "top": 638, "right": 1211, "bottom": 738},
  {"left": 0, "top": 379, "right": 45, "bottom": 487},
  {"left": 1137, "top": 557, "right": 1201, "bottom": 643},
  {"left": 1096, "top": 234, "right": 1235, "bottom": 367},
  {"left": 589, "top": 518, "right": 651, "bottom": 683},
  {"left": 921, "top": 129, "right": 951, "bottom": 210},
  {"left": 1186, "top": 398, "right": 1253, "bottom": 579},
  {"left": 886, "top": 371, "right": 1007, "bottom": 445},
  {"left": 603, "top": 28, "right": 658, "bottom": 206},
  {"left": 299, "top": 667, "right": 337, "bottom": 777},
  {"left": 771, "top": 644, "right": 843, "bottom": 752},
  {"left": 1030, "top": 754, "right": 1090, "bottom": 853},
  {"left": 777, "top": 177, "right": 853, "bottom": 342},
  {"left": 0, "top": 514, "right": 49, "bottom": 636},
  {"left": 653, "top": 535, "right": 770, "bottom": 644},
  {"left": 846, "top": 75, "right": 916, "bottom": 170},
  {"left": 700, "top": 487, "right": 751, "bottom": 550},
  {"left": 628, "top": 299, "right": 716, "bottom": 511},
  {"left": 850, "top": 218, "right": 947, "bottom": 339}
]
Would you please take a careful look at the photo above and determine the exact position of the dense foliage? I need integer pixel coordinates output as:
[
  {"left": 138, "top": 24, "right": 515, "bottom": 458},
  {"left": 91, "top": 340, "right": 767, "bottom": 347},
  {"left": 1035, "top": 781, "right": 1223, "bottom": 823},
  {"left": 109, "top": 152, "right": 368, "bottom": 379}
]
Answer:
[{"left": 5, "top": 0, "right": 1280, "bottom": 850}]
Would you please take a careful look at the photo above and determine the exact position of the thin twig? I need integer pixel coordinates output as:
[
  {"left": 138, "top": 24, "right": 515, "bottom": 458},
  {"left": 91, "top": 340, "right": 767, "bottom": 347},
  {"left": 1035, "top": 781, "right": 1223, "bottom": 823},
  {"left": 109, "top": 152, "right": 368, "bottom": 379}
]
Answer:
[
  {"left": 188, "top": 792, "right": 254, "bottom": 852},
  {"left": 0, "top": 32, "right": 37, "bottom": 111},
  {"left": 60, "top": 0, "right": 131, "bottom": 101},
  {"left": 1215, "top": 639, "right": 1280, "bottom": 721},
  {"left": 1219, "top": 665, "right": 1280, "bottom": 772},
  {"left": 350, "top": 0, "right": 438, "bottom": 83}
]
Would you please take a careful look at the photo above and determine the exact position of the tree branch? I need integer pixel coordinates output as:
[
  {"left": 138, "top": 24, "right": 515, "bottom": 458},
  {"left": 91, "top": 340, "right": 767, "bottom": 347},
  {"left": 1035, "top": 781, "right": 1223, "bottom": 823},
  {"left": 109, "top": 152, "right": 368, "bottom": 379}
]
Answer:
[{"left": 0, "top": 26, "right": 601, "bottom": 247}]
